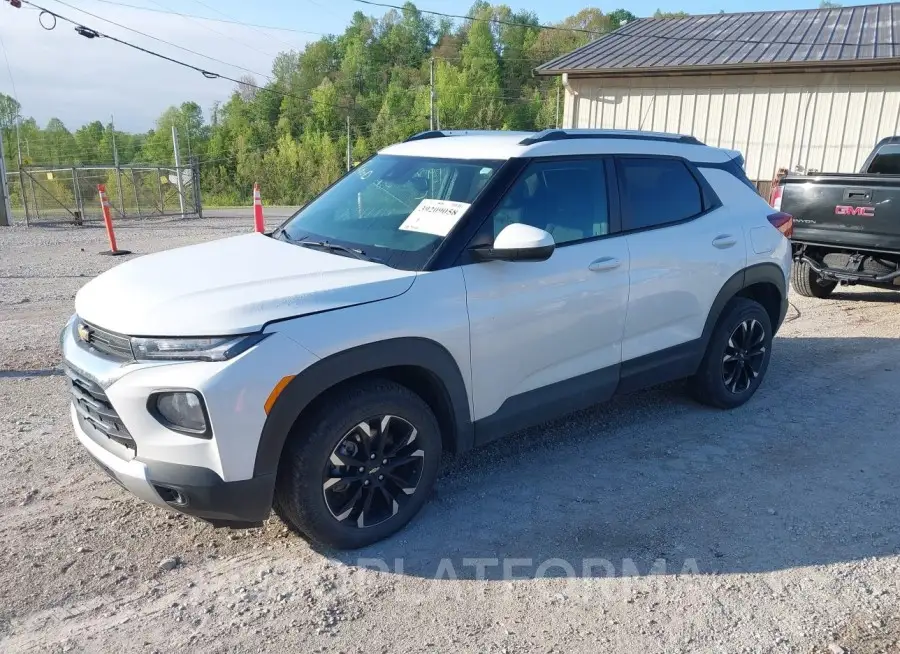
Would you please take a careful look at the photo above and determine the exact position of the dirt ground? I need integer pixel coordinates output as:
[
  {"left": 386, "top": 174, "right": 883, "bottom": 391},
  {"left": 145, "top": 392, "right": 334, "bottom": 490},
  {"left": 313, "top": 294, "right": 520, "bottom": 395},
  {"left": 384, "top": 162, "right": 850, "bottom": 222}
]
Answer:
[{"left": 1, "top": 216, "right": 899, "bottom": 654}]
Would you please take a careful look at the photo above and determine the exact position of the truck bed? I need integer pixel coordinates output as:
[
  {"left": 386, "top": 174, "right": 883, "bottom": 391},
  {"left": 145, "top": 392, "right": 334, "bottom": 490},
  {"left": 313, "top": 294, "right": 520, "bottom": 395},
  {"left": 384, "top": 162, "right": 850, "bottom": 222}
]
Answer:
[{"left": 782, "top": 173, "right": 900, "bottom": 254}]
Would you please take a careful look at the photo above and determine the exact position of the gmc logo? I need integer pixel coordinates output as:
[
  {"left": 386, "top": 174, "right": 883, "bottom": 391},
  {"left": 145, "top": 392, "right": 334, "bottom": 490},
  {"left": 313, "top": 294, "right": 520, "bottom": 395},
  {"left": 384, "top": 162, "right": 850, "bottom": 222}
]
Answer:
[{"left": 835, "top": 205, "right": 875, "bottom": 217}]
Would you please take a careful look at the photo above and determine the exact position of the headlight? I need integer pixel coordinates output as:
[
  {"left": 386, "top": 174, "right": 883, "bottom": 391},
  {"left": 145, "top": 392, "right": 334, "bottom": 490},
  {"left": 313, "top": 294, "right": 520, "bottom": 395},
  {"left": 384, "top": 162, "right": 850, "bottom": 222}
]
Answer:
[
  {"left": 151, "top": 391, "right": 209, "bottom": 436},
  {"left": 130, "top": 333, "right": 267, "bottom": 362}
]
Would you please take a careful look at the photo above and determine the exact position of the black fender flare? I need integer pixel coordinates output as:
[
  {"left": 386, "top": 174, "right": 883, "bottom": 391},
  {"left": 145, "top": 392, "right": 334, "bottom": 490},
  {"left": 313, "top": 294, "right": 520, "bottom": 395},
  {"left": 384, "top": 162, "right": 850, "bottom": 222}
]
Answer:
[
  {"left": 701, "top": 262, "right": 788, "bottom": 345},
  {"left": 253, "top": 337, "right": 473, "bottom": 477}
]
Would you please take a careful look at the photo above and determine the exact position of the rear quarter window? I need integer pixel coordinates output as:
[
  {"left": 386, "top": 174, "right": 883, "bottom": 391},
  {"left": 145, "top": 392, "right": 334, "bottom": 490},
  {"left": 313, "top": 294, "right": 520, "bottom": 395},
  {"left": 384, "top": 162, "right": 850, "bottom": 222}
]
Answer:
[{"left": 618, "top": 158, "right": 704, "bottom": 231}]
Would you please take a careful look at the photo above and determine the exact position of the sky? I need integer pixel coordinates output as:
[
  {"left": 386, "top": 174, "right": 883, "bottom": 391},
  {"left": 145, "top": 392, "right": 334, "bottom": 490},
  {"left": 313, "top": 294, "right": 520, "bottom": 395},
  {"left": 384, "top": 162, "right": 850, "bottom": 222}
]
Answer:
[{"left": 0, "top": 0, "right": 895, "bottom": 133}]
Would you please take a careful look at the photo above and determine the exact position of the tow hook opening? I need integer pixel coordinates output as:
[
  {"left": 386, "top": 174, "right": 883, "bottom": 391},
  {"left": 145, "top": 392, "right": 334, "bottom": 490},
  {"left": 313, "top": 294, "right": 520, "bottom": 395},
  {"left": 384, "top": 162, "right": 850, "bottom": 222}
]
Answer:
[{"left": 154, "top": 485, "right": 188, "bottom": 507}]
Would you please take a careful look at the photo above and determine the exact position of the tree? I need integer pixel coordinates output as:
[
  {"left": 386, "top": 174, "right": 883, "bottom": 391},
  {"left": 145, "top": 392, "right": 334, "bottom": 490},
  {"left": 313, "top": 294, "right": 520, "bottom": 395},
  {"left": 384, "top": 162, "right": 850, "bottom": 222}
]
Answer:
[
  {"left": 819, "top": 1, "right": 841, "bottom": 7},
  {"left": 6, "top": 2, "right": 647, "bottom": 205},
  {"left": 43, "top": 118, "right": 77, "bottom": 165},
  {"left": 653, "top": 10, "right": 689, "bottom": 19},
  {"left": 238, "top": 75, "right": 259, "bottom": 102},
  {"left": 609, "top": 9, "right": 637, "bottom": 29},
  {"left": 73, "top": 121, "right": 106, "bottom": 164},
  {"left": 0, "top": 92, "right": 20, "bottom": 129}
]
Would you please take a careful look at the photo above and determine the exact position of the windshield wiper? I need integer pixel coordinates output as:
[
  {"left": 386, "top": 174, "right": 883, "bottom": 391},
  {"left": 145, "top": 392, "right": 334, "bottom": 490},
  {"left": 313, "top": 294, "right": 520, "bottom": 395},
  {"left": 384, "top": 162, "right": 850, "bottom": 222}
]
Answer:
[{"left": 293, "top": 239, "right": 373, "bottom": 262}]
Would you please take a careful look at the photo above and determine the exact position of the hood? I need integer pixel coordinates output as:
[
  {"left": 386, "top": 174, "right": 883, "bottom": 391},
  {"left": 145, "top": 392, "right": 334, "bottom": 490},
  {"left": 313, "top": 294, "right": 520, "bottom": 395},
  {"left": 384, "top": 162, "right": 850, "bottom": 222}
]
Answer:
[{"left": 75, "top": 233, "right": 416, "bottom": 336}]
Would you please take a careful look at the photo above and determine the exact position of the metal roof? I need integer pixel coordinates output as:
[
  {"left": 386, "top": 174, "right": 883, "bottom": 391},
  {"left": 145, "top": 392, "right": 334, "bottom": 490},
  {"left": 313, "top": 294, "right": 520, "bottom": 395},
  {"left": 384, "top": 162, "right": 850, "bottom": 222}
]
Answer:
[{"left": 535, "top": 3, "right": 900, "bottom": 76}]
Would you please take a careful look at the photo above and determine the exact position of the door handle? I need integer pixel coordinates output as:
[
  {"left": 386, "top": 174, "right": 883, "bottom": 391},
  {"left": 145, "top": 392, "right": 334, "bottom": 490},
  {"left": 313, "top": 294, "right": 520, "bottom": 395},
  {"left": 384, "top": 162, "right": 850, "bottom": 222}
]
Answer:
[
  {"left": 712, "top": 235, "right": 737, "bottom": 249},
  {"left": 588, "top": 257, "right": 622, "bottom": 272}
]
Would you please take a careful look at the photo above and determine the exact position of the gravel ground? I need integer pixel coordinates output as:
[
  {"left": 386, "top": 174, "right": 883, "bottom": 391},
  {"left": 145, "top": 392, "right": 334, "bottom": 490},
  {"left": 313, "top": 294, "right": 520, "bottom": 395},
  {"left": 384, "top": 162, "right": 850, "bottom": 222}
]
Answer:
[{"left": 1, "top": 217, "right": 899, "bottom": 654}]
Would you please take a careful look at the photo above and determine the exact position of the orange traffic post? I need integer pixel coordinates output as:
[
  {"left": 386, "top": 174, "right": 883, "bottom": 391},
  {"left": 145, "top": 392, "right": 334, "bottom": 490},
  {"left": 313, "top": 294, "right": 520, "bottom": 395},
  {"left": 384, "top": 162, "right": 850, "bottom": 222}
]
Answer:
[
  {"left": 253, "top": 183, "right": 265, "bottom": 233},
  {"left": 97, "top": 184, "right": 131, "bottom": 256}
]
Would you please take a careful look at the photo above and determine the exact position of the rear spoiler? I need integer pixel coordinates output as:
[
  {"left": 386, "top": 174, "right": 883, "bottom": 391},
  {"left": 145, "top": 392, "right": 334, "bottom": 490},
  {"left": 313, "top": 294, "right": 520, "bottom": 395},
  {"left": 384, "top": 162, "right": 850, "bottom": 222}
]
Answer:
[{"left": 721, "top": 149, "right": 744, "bottom": 169}]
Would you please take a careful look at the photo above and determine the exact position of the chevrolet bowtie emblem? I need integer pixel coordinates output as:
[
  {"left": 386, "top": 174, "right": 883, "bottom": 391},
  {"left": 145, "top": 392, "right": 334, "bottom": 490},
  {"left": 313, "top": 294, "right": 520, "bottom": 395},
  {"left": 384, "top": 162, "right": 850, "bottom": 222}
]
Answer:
[{"left": 77, "top": 323, "right": 92, "bottom": 342}]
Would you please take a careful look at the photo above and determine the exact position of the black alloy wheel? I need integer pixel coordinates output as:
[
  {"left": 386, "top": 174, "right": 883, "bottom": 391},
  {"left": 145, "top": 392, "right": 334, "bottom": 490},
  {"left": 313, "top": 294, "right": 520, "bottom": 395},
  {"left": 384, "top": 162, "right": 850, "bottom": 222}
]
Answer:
[
  {"left": 323, "top": 415, "right": 424, "bottom": 529},
  {"left": 688, "top": 297, "right": 773, "bottom": 409},
  {"left": 722, "top": 318, "right": 767, "bottom": 394},
  {"left": 273, "top": 378, "right": 442, "bottom": 549}
]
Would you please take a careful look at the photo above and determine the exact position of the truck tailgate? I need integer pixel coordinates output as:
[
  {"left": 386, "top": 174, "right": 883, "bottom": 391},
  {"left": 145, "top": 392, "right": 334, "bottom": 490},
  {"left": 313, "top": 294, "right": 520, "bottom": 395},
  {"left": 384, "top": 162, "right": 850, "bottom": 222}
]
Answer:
[{"left": 783, "top": 174, "right": 900, "bottom": 252}]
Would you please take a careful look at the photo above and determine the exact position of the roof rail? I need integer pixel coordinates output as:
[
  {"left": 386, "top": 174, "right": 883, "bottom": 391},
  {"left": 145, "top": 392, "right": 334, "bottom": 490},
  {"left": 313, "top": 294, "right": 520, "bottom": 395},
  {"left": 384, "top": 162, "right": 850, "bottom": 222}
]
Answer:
[
  {"left": 519, "top": 129, "right": 704, "bottom": 146},
  {"left": 405, "top": 130, "right": 448, "bottom": 142},
  {"left": 405, "top": 129, "right": 536, "bottom": 142}
]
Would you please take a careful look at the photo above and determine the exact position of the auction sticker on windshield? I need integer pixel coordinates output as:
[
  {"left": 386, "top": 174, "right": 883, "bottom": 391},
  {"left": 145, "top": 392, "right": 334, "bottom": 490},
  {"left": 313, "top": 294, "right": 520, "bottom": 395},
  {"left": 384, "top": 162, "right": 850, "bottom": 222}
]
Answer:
[{"left": 398, "top": 199, "right": 471, "bottom": 237}]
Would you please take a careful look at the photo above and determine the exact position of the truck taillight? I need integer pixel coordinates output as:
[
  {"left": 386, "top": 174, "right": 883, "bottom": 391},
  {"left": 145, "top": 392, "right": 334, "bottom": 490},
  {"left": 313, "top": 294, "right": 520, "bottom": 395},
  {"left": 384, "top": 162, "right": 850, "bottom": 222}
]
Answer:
[
  {"left": 769, "top": 184, "right": 783, "bottom": 211},
  {"left": 767, "top": 211, "right": 793, "bottom": 238}
]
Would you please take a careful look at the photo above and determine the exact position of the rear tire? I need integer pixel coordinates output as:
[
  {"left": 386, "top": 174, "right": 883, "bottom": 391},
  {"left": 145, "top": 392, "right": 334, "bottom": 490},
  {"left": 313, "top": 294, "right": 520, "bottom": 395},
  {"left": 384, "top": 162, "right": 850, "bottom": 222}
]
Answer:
[
  {"left": 791, "top": 260, "right": 836, "bottom": 298},
  {"left": 688, "top": 297, "right": 773, "bottom": 409},
  {"left": 274, "top": 379, "right": 442, "bottom": 550}
]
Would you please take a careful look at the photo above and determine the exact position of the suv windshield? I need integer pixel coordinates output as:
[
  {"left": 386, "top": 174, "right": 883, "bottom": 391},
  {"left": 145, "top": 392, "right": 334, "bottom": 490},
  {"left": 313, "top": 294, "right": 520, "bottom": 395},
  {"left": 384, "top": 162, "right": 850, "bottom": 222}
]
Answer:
[{"left": 278, "top": 154, "right": 503, "bottom": 270}]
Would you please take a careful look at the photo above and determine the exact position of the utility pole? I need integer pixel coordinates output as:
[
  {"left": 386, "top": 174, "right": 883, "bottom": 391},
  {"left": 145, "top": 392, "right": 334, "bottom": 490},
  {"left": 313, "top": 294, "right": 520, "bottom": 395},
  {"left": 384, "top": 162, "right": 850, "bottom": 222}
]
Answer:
[
  {"left": 555, "top": 84, "right": 561, "bottom": 129},
  {"left": 346, "top": 114, "right": 351, "bottom": 172},
  {"left": 429, "top": 57, "right": 436, "bottom": 131},
  {"left": 110, "top": 114, "right": 119, "bottom": 166},
  {"left": 0, "top": 128, "right": 11, "bottom": 226},
  {"left": 172, "top": 125, "right": 186, "bottom": 218},
  {"left": 111, "top": 114, "right": 125, "bottom": 216},
  {"left": 15, "top": 109, "right": 28, "bottom": 226}
]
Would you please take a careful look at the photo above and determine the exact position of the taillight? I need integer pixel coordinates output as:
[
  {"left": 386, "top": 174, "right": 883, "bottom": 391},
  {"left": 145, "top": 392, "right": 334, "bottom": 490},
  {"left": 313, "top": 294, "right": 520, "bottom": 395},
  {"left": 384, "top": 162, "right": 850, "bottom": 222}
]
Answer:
[
  {"left": 769, "top": 184, "right": 783, "bottom": 211},
  {"left": 768, "top": 211, "right": 793, "bottom": 238}
]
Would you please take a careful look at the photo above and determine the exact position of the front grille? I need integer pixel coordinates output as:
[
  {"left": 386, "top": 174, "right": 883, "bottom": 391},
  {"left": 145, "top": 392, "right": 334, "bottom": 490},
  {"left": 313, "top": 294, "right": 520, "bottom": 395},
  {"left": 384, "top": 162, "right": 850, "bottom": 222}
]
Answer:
[
  {"left": 67, "top": 367, "right": 136, "bottom": 453},
  {"left": 75, "top": 319, "right": 133, "bottom": 360}
]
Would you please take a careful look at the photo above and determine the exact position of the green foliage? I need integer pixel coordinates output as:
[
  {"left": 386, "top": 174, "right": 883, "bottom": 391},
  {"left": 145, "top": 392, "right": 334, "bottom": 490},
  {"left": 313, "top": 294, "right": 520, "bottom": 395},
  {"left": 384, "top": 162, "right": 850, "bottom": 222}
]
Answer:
[
  {"left": 609, "top": 9, "right": 638, "bottom": 28},
  {"left": 0, "top": 92, "right": 21, "bottom": 129},
  {"left": 652, "top": 9, "right": 689, "bottom": 19},
  {"left": 2, "top": 5, "right": 684, "bottom": 206}
]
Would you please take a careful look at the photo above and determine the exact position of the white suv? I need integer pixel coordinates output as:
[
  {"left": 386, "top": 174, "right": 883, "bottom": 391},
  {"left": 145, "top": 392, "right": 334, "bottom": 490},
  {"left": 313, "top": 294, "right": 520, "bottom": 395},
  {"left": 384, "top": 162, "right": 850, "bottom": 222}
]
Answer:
[{"left": 62, "top": 129, "right": 792, "bottom": 549}]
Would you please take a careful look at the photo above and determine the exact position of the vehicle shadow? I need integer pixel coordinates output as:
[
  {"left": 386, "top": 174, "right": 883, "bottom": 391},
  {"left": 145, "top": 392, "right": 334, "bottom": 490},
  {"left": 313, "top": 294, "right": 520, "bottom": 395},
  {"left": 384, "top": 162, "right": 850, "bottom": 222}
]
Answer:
[
  {"left": 318, "top": 336, "right": 900, "bottom": 579},
  {"left": 0, "top": 368, "right": 65, "bottom": 379},
  {"left": 829, "top": 290, "right": 900, "bottom": 303}
]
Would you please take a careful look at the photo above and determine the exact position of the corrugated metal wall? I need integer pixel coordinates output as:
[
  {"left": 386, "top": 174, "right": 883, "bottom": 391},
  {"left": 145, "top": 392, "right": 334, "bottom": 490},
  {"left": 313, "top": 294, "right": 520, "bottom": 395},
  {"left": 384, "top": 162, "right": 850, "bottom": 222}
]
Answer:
[{"left": 564, "top": 71, "right": 900, "bottom": 182}]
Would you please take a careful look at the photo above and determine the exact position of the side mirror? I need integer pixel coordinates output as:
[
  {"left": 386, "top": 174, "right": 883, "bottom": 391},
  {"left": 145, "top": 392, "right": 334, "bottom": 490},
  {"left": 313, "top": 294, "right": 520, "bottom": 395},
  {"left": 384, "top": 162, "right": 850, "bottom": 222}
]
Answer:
[{"left": 470, "top": 223, "right": 555, "bottom": 262}]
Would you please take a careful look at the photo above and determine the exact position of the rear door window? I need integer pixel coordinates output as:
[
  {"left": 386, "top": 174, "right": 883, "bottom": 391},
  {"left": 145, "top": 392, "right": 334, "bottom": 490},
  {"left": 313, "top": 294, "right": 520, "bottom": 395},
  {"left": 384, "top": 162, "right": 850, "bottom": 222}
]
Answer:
[{"left": 618, "top": 158, "right": 704, "bottom": 231}]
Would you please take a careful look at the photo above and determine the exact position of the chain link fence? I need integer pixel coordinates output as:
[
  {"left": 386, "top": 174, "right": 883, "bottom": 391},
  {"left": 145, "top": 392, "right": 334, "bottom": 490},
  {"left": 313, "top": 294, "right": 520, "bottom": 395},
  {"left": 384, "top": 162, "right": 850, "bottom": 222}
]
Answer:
[{"left": 5, "top": 161, "right": 201, "bottom": 226}]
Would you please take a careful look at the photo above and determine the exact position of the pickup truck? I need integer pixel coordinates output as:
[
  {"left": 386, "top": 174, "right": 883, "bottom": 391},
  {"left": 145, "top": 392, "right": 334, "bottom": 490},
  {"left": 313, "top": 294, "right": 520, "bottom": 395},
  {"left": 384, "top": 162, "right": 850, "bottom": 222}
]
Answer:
[{"left": 772, "top": 136, "right": 900, "bottom": 298}]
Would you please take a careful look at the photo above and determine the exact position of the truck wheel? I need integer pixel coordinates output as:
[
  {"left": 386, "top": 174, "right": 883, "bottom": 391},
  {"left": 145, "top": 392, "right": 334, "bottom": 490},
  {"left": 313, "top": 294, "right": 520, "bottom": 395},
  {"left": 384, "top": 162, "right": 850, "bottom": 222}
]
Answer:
[
  {"left": 791, "top": 260, "right": 836, "bottom": 298},
  {"left": 274, "top": 379, "right": 441, "bottom": 549},
  {"left": 688, "top": 297, "right": 773, "bottom": 409}
]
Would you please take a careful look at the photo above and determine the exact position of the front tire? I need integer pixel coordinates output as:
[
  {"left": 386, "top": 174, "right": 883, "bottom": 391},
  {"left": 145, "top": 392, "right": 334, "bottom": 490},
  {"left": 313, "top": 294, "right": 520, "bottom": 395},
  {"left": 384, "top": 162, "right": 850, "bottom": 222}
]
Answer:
[
  {"left": 791, "top": 260, "right": 836, "bottom": 298},
  {"left": 689, "top": 297, "right": 773, "bottom": 409},
  {"left": 274, "top": 379, "right": 442, "bottom": 549}
]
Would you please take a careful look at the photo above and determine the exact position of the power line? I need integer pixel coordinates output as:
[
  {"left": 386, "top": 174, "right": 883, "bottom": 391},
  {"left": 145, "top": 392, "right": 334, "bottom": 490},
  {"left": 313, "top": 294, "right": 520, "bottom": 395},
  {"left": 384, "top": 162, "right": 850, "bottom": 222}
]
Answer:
[
  {"left": 88, "top": 0, "right": 330, "bottom": 38},
  {"left": 183, "top": 0, "right": 306, "bottom": 51},
  {"left": 0, "top": 31, "right": 25, "bottom": 169},
  {"left": 14, "top": 1, "right": 350, "bottom": 110},
  {"left": 24, "top": 1, "right": 891, "bottom": 70},
  {"left": 347, "top": 1, "right": 900, "bottom": 50},
  {"left": 8, "top": 3, "right": 558, "bottom": 116},
  {"left": 46, "top": 0, "right": 273, "bottom": 79},
  {"left": 0, "top": 34, "right": 20, "bottom": 107},
  {"left": 351, "top": 0, "right": 602, "bottom": 36},
  {"left": 144, "top": 0, "right": 280, "bottom": 59}
]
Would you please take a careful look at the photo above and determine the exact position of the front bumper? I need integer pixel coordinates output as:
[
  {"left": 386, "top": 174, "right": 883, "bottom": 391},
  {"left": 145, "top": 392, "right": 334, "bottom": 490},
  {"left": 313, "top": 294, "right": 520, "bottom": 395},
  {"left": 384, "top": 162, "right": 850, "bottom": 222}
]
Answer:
[
  {"left": 61, "top": 316, "right": 316, "bottom": 525},
  {"left": 73, "top": 403, "right": 274, "bottom": 523}
]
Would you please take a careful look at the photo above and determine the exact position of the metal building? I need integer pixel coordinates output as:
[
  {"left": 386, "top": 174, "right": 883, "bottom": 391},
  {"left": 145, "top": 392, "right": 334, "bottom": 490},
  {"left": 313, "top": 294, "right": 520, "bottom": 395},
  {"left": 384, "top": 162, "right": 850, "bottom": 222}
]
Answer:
[{"left": 535, "top": 3, "right": 900, "bottom": 186}]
